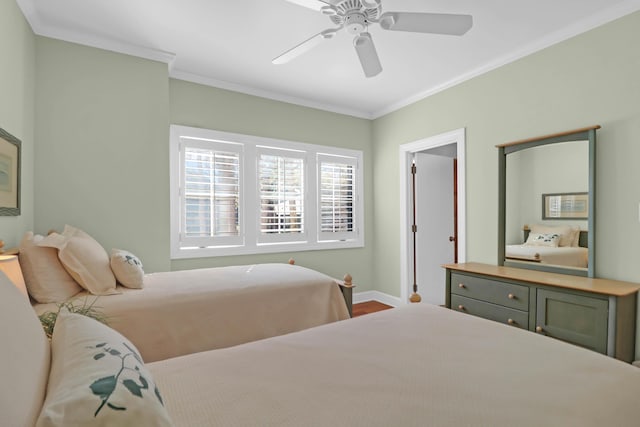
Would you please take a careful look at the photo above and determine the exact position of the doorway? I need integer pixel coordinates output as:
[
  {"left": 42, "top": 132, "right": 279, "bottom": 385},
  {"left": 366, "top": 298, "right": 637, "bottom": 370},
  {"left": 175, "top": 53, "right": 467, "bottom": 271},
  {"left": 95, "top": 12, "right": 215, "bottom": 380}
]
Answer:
[{"left": 399, "top": 128, "right": 466, "bottom": 305}]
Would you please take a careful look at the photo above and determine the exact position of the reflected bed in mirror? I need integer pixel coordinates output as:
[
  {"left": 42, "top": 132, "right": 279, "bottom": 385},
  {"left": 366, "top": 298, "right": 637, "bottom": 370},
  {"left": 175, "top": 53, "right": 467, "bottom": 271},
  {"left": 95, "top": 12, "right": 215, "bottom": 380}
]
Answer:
[
  {"left": 497, "top": 126, "right": 598, "bottom": 278},
  {"left": 505, "top": 225, "right": 588, "bottom": 269}
]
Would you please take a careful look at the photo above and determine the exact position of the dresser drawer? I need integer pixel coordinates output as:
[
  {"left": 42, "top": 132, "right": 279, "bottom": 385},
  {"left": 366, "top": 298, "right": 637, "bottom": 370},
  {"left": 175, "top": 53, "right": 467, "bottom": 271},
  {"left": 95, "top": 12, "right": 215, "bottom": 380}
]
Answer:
[
  {"left": 451, "top": 273, "right": 529, "bottom": 311},
  {"left": 451, "top": 295, "right": 529, "bottom": 329}
]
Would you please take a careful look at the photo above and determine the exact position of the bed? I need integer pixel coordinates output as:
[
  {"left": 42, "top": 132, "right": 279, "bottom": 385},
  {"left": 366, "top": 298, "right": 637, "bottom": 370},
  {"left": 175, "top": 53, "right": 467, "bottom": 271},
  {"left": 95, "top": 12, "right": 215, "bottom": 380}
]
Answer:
[
  {"left": 4, "top": 273, "right": 640, "bottom": 427},
  {"left": 505, "top": 224, "right": 588, "bottom": 268},
  {"left": 19, "top": 227, "right": 351, "bottom": 363},
  {"left": 31, "top": 263, "right": 352, "bottom": 362}
]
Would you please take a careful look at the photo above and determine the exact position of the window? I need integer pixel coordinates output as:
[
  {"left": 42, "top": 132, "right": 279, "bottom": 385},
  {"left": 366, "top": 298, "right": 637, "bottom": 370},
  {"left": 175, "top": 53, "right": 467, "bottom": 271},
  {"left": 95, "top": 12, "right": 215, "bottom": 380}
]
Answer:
[
  {"left": 170, "top": 125, "right": 363, "bottom": 258},
  {"left": 318, "top": 154, "right": 357, "bottom": 242},
  {"left": 180, "top": 141, "right": 242, "bottom": 249},
  {"left": 258, "top": 148, "right": 305, "bottom": 242}
]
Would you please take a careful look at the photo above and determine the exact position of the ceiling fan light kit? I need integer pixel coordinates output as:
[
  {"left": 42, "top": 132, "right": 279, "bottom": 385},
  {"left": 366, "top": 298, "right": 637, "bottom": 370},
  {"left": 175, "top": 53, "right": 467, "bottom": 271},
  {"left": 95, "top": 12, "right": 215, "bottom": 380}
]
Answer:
[{"left": 276, "top": 0, "right": 473, "bottom": 78}]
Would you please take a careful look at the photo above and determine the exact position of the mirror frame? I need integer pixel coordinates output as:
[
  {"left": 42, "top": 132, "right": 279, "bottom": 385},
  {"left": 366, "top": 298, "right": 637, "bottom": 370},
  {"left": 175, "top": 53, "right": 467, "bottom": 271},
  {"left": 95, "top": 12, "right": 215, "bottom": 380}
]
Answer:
[
  {"left": 497, "top": 125, "right": 599, "bottom": 278},
  {"left": 0, "top": 127, "right": 21, "bottom": 216}
]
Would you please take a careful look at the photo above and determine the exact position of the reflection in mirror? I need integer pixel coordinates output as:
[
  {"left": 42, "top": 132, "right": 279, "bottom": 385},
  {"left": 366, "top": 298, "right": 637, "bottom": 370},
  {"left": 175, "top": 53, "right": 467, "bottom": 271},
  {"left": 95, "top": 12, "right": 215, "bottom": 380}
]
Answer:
[
  {"left": 505, "top": 141, "right": 588, "bottom": 272},
  {"left": 497, "top": 126, "right": 598, "bottom": 278}
]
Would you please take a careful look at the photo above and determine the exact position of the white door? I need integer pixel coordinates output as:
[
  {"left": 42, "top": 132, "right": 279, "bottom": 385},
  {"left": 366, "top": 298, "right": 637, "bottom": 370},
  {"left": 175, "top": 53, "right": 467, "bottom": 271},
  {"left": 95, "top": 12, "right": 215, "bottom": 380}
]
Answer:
[{"left": 415, "top": 152, "right": 455, "bottom": 305}]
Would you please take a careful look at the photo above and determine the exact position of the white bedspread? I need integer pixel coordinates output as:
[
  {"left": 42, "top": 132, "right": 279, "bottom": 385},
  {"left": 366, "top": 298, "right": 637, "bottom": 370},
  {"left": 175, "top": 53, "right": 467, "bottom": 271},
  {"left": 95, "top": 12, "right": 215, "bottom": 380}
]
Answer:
[
  {"left": 506, "top": 244, "right": 588, "bottom": 267},
  {"left": 150, "top": 303, "right": 640, "bottom": 427},
  {"left": 33, "top": 263, "right": 349, "bottom": 362}
]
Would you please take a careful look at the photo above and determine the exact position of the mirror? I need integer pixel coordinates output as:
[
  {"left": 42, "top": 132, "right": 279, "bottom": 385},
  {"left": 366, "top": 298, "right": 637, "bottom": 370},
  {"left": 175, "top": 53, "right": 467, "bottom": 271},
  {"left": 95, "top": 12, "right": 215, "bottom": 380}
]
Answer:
[
  {"left": 497, "top": 126, "right": 598, "bottom": 277},
  {"left": 0, "top": 127, "right": 21, "bottom": 216}
]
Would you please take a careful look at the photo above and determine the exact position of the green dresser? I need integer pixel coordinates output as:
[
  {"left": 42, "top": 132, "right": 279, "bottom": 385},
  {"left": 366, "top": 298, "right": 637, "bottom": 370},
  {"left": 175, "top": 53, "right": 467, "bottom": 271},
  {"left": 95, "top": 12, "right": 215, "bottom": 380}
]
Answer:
[{"left": 445, "top": 263, "right": 639, "bottom": 362}]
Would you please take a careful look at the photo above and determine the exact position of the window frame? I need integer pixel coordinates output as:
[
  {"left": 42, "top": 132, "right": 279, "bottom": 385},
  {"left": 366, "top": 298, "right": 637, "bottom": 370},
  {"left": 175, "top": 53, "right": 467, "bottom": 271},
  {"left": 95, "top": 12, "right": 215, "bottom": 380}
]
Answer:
[{"left": 170, "top": 125, "right": 364, "bottom": 259}]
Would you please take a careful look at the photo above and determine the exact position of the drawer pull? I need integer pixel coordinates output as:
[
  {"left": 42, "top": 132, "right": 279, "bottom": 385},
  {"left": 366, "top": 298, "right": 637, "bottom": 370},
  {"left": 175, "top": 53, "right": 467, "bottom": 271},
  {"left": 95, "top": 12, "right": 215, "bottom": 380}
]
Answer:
[
  {"left": 507, "top": 318, "right": 516, "bottom": 325},
  {"left": 458, "top": 283, "right": 466, "bottom": 289},
  {"left": 508, "top": 293, "right": 516, "bottom": 300},
  {"left": 535, "top": 326, "right": 544, "bottom": 333},
  {"left": 457, "top": 305, "right": 466, "bottom": 311}
]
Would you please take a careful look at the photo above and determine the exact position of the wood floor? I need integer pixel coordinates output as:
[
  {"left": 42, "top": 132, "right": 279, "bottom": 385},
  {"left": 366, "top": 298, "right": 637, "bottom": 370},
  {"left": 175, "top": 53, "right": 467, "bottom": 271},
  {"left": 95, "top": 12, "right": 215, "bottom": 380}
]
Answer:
[{"left": 352, "top": 300, "right": 393, "bottom": 317}]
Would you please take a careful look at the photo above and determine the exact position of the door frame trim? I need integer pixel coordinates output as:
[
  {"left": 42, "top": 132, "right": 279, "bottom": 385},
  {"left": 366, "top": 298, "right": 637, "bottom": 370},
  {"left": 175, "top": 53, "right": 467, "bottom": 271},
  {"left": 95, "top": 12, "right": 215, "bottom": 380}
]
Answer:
[{"left": 398, "top": 128, "right": 466, "bottom": 304}]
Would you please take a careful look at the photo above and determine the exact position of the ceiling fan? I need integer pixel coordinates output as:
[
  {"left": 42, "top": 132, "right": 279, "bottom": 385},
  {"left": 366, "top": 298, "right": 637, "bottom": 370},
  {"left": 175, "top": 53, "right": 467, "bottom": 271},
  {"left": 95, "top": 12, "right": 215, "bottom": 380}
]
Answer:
[{"left": 273, "top": 0, "right": 473, "bottom": 77}]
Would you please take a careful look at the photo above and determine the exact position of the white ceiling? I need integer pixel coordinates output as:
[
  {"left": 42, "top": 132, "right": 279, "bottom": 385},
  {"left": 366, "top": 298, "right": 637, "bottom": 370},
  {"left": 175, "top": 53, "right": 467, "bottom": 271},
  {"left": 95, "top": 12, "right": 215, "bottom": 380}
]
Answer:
[{"left": 17, "top": 0, "right": 640, "bottom": 119}]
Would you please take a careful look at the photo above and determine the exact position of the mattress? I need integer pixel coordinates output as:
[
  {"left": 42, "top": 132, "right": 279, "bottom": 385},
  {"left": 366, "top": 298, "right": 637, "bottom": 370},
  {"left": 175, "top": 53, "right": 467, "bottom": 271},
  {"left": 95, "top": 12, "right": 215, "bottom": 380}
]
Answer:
[{"left": 149, "top": 303, "right": 640, "bottom": 427}]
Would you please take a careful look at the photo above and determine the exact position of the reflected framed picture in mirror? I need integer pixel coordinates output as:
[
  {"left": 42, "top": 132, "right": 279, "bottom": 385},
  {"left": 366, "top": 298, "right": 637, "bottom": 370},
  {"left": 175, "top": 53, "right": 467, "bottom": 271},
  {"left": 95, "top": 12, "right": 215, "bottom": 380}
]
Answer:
[
  {"left": 0, "top": 127, "right": 21, "bottom": 216},
  {"left": 542, "top": 192, "right": 588, "bottom": 220}
]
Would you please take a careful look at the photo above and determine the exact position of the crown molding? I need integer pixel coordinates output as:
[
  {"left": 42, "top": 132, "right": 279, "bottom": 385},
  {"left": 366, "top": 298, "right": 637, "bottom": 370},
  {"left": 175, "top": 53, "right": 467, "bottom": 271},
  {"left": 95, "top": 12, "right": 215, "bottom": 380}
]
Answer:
[
  {"left": 16, "top": 0, "right": 175, "bottom": 64},
  {"left": 170, "top": 69, "right": 373, "bottom": 119}
]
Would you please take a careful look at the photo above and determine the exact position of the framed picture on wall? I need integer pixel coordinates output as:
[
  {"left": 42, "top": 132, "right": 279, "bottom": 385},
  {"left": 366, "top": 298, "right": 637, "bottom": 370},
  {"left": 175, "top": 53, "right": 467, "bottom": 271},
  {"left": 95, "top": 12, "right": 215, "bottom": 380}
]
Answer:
[
  {"left": 542, "top": 192, "right": 588, "bottom": 220},
  {"left": 0, "top": 127, "right": 21, "bottom": 216}
]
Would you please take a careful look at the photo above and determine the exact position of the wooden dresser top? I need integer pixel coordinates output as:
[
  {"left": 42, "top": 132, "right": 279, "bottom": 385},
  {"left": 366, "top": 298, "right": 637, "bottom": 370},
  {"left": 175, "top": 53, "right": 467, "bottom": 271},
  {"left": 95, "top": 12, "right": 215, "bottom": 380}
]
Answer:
[{"left": 443, "top": 262, "right": 640, "bottom": 297}]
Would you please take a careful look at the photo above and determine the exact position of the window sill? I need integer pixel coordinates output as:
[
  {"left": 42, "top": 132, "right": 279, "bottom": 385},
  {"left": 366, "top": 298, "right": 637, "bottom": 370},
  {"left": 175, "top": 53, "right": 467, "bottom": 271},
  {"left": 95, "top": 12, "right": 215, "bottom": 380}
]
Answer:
[{"left": 170, "top": 239, "right": 364, "bottom": 260}]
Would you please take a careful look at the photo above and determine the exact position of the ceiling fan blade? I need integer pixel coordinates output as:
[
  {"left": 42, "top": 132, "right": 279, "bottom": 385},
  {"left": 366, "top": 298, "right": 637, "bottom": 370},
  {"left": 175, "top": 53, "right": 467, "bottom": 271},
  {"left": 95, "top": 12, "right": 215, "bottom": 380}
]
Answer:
[
  {"left": 283, "top": 0, "right": 335, "bottom": 12},
  {"left": 272, "top": 29, "right": 338, "bottom": 65},
  {"left": 379, "top": 12, "right": 473, "bottom": 36},
  {"left": 353, "top": 32, "right": 382, "bottom": 78}
]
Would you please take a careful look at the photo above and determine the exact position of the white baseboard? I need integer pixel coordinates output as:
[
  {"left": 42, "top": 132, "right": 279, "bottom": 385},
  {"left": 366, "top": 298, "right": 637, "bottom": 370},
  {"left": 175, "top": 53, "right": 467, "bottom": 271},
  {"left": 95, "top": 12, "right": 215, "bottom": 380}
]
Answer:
[{"left": 353, "top": 291, "right": 403, "bottom": 307}]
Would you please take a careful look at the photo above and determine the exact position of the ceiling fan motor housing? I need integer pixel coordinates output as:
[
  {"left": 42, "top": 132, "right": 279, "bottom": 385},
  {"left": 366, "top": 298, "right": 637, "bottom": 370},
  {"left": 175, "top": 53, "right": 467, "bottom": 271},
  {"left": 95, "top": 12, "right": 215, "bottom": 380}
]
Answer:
[
  {"left": 330, "top": 0, "right": 382, "bottom": 32},
  {"left": 345, "top": 13, "right": 367, "bottom": 34}
]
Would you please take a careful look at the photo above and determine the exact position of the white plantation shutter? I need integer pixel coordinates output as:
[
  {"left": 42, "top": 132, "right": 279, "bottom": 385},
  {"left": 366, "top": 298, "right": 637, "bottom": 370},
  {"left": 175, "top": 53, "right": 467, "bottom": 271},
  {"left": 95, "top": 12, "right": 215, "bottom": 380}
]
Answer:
[
  {"left": 257, "top": 148, "right": 305, "bottom": 243},
  {"left": 318, "top": 154, "right": 358, "bottom": 241},
  {"left": 180, "top": 140, "right": 242, "bottom": 248}
]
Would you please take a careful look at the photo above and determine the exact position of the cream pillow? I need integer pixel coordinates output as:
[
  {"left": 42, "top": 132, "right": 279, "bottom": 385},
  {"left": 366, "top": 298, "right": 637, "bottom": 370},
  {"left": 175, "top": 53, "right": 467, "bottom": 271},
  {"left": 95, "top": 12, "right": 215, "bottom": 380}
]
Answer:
[
  {"left": 530, "top": 224, "right": 573, "bottom": 247},
  {"left": 36, "top": 311, "right": 174, "bottom": 427},
  {"left": 0, "top": 271, "right": 51, "bottom": 427},
  {"left": 18, "top": 231, "right": 83, "bottom": 303},
  {"left": 110, "top": 249, "right": 144, "bottom": 289},
  {"left": 525, "top": 233, "right": 561, "bottom": 247},
  {"left": 38, "top": 225, "right": 118, "bottom": 296}
]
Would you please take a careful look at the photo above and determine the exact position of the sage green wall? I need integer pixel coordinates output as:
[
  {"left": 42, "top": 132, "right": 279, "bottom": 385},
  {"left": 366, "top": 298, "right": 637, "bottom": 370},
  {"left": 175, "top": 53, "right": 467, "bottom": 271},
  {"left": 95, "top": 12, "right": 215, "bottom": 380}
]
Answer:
[
  {"left": 372, "top": 12, "right": 640, "bottom": 355},
  {"left": 169, "top": 79, "right": 374, "bottom": 288},
  {"left": 30, "top": 39, "right": 374, "bottom": 288},
  {"left": 0, "top": 0, "right": 35, "bottom": 247},
  {"left": 34, "top": 38, "right": 170, "bottom": 273}
]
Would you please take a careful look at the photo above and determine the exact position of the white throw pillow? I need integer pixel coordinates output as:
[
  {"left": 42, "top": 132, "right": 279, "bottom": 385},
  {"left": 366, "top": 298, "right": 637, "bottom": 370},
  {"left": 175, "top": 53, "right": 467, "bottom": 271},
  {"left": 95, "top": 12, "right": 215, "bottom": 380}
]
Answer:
[
  {"left": 525, "top": 233, "right": 561, "bottom": 247},
  {"left": 18, "top": 231, "right": 83, "bottom": 303},
  {"left": 530, "top": 224, "right": 573, "bottom": 247},
  {"left": 36, "top": 311, "right": 174, "bottom": 427},
  {"left": 110, "top": 249, "right": 144, "bottom": 289},
  {"left": 38, "top": 225, "right": 118, "bottom": 296},
  {"left": 0, "top": 271, "right": 51, "bottom": 427}
]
